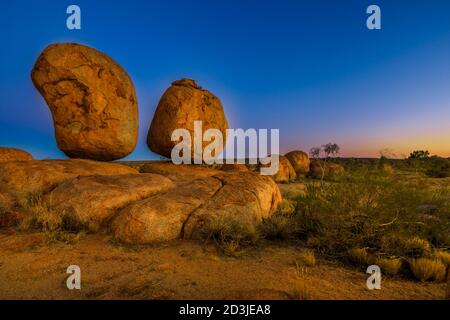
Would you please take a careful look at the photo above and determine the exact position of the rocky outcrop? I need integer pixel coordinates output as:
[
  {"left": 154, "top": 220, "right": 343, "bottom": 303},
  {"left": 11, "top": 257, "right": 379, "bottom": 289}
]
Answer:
[
  {"left": 220, "top": 164, "right": 249, "bottom": 172},
  {"left": 112, "top": 167, "right": 281, "bottom": 243},
  {"left": 31, "top": 43, "right": 138, "bottom": 161},
  {"left": 42, "top": 174, "right": 174, "bottom": 231},
  {"left": 182, "top": 171, "right": 281, "bottom": 240},
  {"left": 0, "top": 160, "right": 282, "bottom": 245},
  {"left": 147, "top": 79, "right": 228, "bottom": 160},
  {"left": 285, "top": 151, "right": 310, "bottom": 175},
  {"left": 0, "top": 148, "right": 33, "bottom": 162},
  {"left": 112, "top": 176, "right": 223, "bottom": 243},
  {"left": 139, "top": 161, "right": 220, "bottom": 183},
  {"left": 0, "top": 159, "right": 137, "bottom": 198}
]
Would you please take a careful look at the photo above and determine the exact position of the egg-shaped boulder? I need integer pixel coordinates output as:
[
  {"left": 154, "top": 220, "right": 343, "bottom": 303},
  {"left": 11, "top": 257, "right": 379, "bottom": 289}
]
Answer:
[
  {"left": 31, "top": 43, "right": 138, "bottom": 161},
  {"left": 147, "top": 79, "right": 228, "bottom": 160}
]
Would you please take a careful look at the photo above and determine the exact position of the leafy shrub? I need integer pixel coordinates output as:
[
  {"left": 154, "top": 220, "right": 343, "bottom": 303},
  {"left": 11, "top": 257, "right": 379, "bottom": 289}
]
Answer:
[
  {"left": 425, "top": 156, "right": 450, "bottom": 178},
  {"left": 410, "top": 258, "right": 446, "bottom": 282}
]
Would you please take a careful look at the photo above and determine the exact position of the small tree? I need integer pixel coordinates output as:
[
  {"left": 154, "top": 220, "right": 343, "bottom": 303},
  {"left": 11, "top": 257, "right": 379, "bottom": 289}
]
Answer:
[
  {"left": 408, "top": 150, "right": 430, "bottom": 173},
  {"left": 409, "top": 150, "right": 430, "bottom": 160},
  {"left": 309, "top": 147, "right": 321, "bottom": 159},
  {"left": 310, "top": 143, "right": 340, "bottom": 181},
  {"left": 309, "top": 147, "right": 325, "bottom": 181},
  {"left": 323, "top": 143, "right": 340, "bottom": 159}
]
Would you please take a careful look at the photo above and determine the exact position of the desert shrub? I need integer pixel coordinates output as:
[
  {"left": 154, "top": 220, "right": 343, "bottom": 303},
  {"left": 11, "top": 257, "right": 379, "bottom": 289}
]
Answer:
[
  {"left": 376, "top": 258, "right": 402, "bottom": 276},
  {"left": 18, "top": 195, "right": 83, "bottom": 233},
  {"left": 425, "top": 156, "right": 450, "bottom": 178},
  {"left": 434, "top": 250, "right": 450, "bottom": 267},
  {"left": 278, "top": 199, "right": 296, "bottom": 215},
  {"left": 410, "top": 258, "right": 447, "bottom": 282},
  {"left": 347, "top": 248, "right": 371, "bottom": 266},
  {"left": 259, "top": 212, "right": 299, "bottom": 240},
  {"left": 401, "top": 237, "right": 432, "bottom": 257},
  {"left": 293, "top": 172, "right": 450, "bottom": 261},
  {"left": 201, "top": 215, "right": 259, "bottom": 257}
]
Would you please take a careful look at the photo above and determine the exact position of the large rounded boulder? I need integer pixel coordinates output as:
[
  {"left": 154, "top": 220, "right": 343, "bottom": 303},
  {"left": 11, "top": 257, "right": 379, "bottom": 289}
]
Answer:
[
  {"left": 272, "top": 155, "right": 297, "bottom": 183},
  {"left": 0, "top": 147, "right": 33, "bottom": 162},
  {"left": 31, "top": 43, "right": 138, "bottom": 161},
  {"left": 285, "top": 150, "right": 310, "bottom": 175},
  {"left": 147, "top": 79, "right": 228, "bottom": 160}
]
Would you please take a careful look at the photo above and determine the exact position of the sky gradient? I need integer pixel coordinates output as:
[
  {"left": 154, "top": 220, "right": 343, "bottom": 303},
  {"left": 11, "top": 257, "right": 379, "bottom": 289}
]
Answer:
[{"left": 1, "top": 0, "right": 450, "bottom": 160}]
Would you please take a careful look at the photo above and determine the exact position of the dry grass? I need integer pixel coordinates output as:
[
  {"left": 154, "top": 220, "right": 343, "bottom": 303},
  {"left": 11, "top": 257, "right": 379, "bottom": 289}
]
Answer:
[
  {"left": 410, "top": 258, "right": 447, "bottom": 282},
  {"left": 258, "top": 213, "right": 298, "bottom": 240},
  {"left": 376, "top": 258, "right": 402, "bottom": 276},
  {"left": 402, "top": 237, "right": 432, "bottom": 258},
  {"left": 201, "top": 214, "right": 259, "bottom": 257},
  {"left": 298, "top": 250, "right": 316, "bottom": 267},
  {"left": 16, "top": 191, "right": 42, "bottom": 211},
  {"left": 289, "top": 264, "right": 313, "bottom": 300},
  {"left": 347, "top": 248, "right": 370, "bottom": 267},
  {"left": 434, "top": 250, "right": 450, "bottom": 267},
  {"left": 277, "top": 199, "right": 296, "bottom": 215}
]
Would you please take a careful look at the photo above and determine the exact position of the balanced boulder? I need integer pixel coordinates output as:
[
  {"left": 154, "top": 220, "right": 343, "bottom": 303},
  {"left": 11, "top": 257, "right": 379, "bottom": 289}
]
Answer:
[
  {"left": 147, "top": 79, "right": 228, "bottom": 160},
  {"left": 0, "top": 147, "right": 33, "bottom": 162},
  {"left": 285, "top": 151, "right": 310, "bottom": 175},
  {"left": 31, "top": 43, "right": 138, "bottom": 161}
]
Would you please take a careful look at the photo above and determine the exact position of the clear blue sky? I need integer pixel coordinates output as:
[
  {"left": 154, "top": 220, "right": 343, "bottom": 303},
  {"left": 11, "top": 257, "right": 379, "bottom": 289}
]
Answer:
[{"left": 1, "top": 0, "right": 450, "bottom": 160}]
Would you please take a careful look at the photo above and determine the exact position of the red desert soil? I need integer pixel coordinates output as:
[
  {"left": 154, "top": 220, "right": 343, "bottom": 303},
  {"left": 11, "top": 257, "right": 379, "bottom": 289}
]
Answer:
[{"left": 0, "top": 230, "right": 446, "bottom": 300}]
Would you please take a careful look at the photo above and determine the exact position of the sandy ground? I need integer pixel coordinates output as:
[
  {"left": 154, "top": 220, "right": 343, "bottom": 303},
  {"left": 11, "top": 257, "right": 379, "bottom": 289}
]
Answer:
[{"left": 0, "top": 230, "right": 446, "bottom": 300}]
